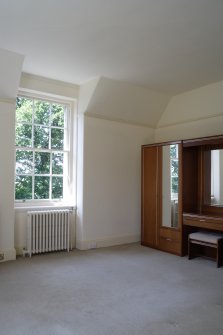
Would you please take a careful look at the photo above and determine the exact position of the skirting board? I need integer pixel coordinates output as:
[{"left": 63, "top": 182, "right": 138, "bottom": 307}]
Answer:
[
  {"left": 76, "top": 234, "right": 140, "bottom": 250},
  {"left": 0, "top": 248, "right": 16, "bottom": 262}
]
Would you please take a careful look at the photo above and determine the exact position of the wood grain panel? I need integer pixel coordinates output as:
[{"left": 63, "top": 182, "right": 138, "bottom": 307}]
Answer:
[
  {"left": 183, "top": 213, "right": 223, "bottom": 232},
  {"left": 141, "top": 146, "right": 159, "bottom": 247},
  {"left": 182, "top": 147, "right": 199, "bottom": 213},
  {"left": 159, "top": 237, "right": 181, "bottom": 255}
]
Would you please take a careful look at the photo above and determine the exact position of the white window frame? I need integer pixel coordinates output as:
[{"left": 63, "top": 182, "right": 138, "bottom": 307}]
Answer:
[{"left": 15, "top": 90, "right": 77, "bottom": 208}]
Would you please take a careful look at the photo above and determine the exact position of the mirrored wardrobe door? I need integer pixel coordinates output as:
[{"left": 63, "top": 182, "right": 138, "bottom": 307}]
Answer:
[{"left": 162, "top": 144, "right": 179, "bottom": 228}]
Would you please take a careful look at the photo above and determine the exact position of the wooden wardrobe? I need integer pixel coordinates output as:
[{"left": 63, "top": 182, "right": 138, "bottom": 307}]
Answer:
[
  {"left": 141, "top": 141, "right": 182, "bottom": 255},
  {"left": 142, "top": 135, "right": 223, "bottom": 257}
]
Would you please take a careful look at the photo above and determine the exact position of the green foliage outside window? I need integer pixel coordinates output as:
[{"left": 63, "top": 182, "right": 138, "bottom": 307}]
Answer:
[
  {"left": 170, "top": 144, "right": 179, "bottom": 195},
  {"left": 15, "top": 96, "right": 66, "bottom": 200}
]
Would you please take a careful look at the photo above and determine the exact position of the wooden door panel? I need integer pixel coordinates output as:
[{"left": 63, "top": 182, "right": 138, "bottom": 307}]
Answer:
[{"left": 141, "top": 146, "right": 158, "bottom": 246}]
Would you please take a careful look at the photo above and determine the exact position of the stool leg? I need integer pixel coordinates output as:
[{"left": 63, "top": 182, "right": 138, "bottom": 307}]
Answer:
[
  {"left": 188, "top": 239, "right": 193, "bottom": 260},
  {"left": 217, "top": 241, "right": 220, "bottom": 268},
  {"left": 188, "top": 239, "right": 190, "bottom": 259},
  {"left": 217, "top": 240, "right": 223, "bottom": 268}
]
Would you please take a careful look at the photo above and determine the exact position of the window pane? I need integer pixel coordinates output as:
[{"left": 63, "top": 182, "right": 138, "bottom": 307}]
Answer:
[
  {"left": 171, "top": 177, "right": 179, "bottom": 194},
  {"left": 52, "top": 153, "right": 63, "bottom": 174},
  {"left": 51, "top": 128, "right": 64, "bottom": 149},
  {"left": 171, "top": 159, "right": 179, "bottom": 177},
  {"left": 15, "top": 176, "right": 32, "bottom": 200},
  {"left": 16, "top": 150, "right": 33, "bottom": 174},
  {"left": 170, "top": 144, "right": 177, "bottom": 159},
  {"left": 16, "top": 97, "right": 33, "bottom": 123},
  {"left": 15, "top": 124, "right": 32, "bottom": 147},
  {"left": 52, "top": 177, "right": 63, "bottom": 199},
  {"left": 34, "top": 126, "right": 49, "bottom": 149},
  {"left": 35, "top": 152, "right": 50, "bottom": 174},
  {"left": 34, "top": 100, "right": 50, "bottom": 125},
  {"left": 51, "top": 104, "right": 64, "bottom": 127},
  {"left": 15, "top": 95, "right": 69, "bottom": 202},
  {"left": 34, "top": 176, "right": 50, "bottom": 199}
]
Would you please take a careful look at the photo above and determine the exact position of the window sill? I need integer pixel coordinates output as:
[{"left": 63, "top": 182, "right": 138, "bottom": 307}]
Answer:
[{"left": 14, "top": 202, "right": 76, "bottom": 213}]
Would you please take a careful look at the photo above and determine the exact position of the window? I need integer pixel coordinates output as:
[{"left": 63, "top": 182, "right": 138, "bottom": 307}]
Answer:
[{"left": 15, "top": 95, "right": 73, "bottom": 202}]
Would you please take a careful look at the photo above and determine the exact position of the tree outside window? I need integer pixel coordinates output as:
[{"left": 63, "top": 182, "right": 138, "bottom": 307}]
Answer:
[
  {"left": 170, "top": 144, "right": 179, "bottom": 198},
  {"left": 15, "top": 96, "right": 69, "bottom": 201}
]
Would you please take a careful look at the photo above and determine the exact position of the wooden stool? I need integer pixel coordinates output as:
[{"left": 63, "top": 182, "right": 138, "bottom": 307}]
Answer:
[{"left": 188, "top": 231, "right": 223, "bottom": 267}]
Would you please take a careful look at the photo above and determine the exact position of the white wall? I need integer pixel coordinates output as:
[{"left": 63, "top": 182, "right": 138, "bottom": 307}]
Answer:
[
  {"left": 76, "top": 77, "right": 171, "bottom": 249},
  {"left": 0, "top": 48, "right": 24, "bottom": 262},
  {"left": 76, "top": 115, "right": 154, "bottom": 249},
  {"left": 0, "top": 101, "right": 17, "bottom": 261}
]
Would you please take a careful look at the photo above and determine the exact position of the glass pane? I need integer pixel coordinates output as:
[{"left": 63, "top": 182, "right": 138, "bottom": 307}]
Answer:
[
  {"left": 171, "top": 177, "right": 179, "bottom": 195},
  {"left": 34, "top": 176, "right": 50, "bottom": 199},
  {"left": 171, "top": 159, "right": 178, "bottom": 177},
  {"left": 34, "top": 126, "right": 49, "bottom": 149},
  {"left": 51, "top": 128, "right": 64, "bottom": 149},
  {"left": 15, "top": 175, "right": 32, "bottom": 200},
  {"left": 52, "top": 153, "right": 63, "bottom": 174},
  {"left": 204, "top": 149, "right": 223, "bottom": 206},
  {"left": 162, "top": 144, "right": 179, "bottom": 228},
  {"left": 16, "top": 97, "right": 33, "bottom": 123},
  {"left": 15, "top": 124, "right": 32, "bottom": 147},
  {"left": 34, "top": 100, "right": 50, "bottom": 125},
  {"left": 170, "top": 144, "right": 177, "bottom": 159},
  {"left": 51, "top": 104, "right": 64, "bottom": 127},
  {"left": 16, "top": 150, "right": 33, "bottom": 174},
  {"left": 52, "top": 177, "right": 63, "bottom": 199},
  {"left": 34, "top": 152, "right": 50, "bottom": 174}
]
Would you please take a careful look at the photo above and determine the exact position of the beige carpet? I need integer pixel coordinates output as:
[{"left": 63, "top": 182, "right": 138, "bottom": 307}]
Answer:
[{"left": 0, "top": 244, "right": 223, "bottom": 335}]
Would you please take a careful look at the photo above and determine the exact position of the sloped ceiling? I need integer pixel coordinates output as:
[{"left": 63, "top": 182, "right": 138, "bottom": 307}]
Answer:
[
  {"left": 158, "top": 80, "right": 223, "bottom": 128},
  {"left": 79, "top": 77, "right": 170, "bottom": 127},
  {"left": 0, "top": 48, "right": 24, "bottom": 99}
]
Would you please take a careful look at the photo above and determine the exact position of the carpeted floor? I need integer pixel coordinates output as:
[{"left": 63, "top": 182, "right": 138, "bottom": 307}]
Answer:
[{"left": 0, "top": 244, "right": 223, "bottom": 335}]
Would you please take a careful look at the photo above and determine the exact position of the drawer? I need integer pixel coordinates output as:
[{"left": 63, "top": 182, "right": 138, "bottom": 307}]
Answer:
[
  {"left": 159, "top": 237, "right": 181, "bottom": 255},
  {"left": 183, "top": 215, "right": 223, "bottom": 232},
  {"left": 159, "top": 228, "right": 181, "bottom": 254},
  {"left": 159, "top": 228, "right": 181, "bottom": 240}
]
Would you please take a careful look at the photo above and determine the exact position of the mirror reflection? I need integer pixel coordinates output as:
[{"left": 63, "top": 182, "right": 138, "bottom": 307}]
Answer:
[
  {"left": 207, "top": 149, "right": 223, "bottom": 206},
  {"left": 162, "top": 144, "right": 179, "bottom": 228}
]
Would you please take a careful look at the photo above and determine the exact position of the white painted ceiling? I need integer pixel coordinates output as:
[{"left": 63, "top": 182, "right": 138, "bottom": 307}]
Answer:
[{"left": 0, "top": 0, "right": 223, "bottom": 94}]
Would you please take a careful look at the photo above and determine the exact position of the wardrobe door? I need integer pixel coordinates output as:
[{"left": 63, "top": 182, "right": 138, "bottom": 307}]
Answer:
[
  {"left": 141, "top": 146, "right": 159, "bottom": 247},
  {"left": 159, "top": 143, "right": 182, "bottom": 255}
]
